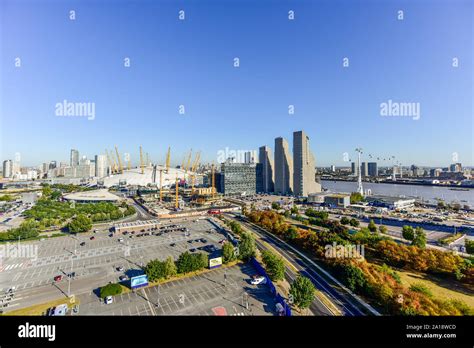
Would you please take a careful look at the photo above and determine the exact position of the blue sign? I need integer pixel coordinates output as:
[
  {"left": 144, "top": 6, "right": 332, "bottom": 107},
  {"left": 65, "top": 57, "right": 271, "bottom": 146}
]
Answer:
[{"left": 130, "top": 274, "right": 148, "bottom": 289}]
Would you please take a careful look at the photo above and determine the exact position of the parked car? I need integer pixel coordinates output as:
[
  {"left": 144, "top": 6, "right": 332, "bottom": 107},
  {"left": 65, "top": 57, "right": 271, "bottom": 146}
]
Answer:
[
  {"left": 80, "top": 242, "right": 86, "bottom": 246},
  {"left": 170, "top": 243, "right": 176, "bottom": 247},
  {"left": 104, "top": 296, "right": 113, "bottom": 305},
  {"left": 89, "top": 236, "right": 95, "bottom": 240},
  {"left": 116, "top": 266, "right": 124, "bottom": 272},
  {"left": 54, "top": 275, "right": 63, "bottom": 282},
  {"left": 190, "top": 248, "right": 196, "bottom": 252},
  {"left": 119, "top": 275, "right": 127, "bottom": 281},
  {"left": 118, "top": 238, "right": 124, "bottom": 242}
]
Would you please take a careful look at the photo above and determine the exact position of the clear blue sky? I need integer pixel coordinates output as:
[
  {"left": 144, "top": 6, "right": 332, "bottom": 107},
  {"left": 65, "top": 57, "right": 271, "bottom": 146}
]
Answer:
[{"left": 1, "top": 0, "right": 472, "bottom": 168}]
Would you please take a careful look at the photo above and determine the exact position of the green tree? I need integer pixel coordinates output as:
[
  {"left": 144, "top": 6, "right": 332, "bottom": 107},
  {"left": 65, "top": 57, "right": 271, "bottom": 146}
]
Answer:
[
  {"left": 285, "top": 225, "right": 298, "bottom": 241},
  {"left": 261, "top": 250, "right": 285, "bottom": 281},
  {"left": 290, "top": 206, "right": 299, "bottom": 215},
  {"left": 349, "top": 218, "right": 360, "bottom": 227},
  {"left": 68, "top": 214, "right": 92, "bottom": 233},
  {"left": 145, "top": 259, "right": 166, "bottom": 281},
  {"left": 289, "top": 275, "right": 315, "bottom": 311},
  {"left": 100, "top": 283, "right": 122, "bottom": 298},
  {"left": 368, "top": 219, "right": 377, "bottom": 233},
  {"left": 412, "top": 227, "right": 426, "bottom": 248},
  {"left": 378, "top": 225, "right": 388, "bottom": 234},
  {"left": 340, "top": 264, "right": 368, "bottom": 293},
  {"left": 340, "top": 216, "right": 350, "bottom": 225},
  {"left": 350, "top": 192, "right": 364, "bottom": 204},
  {"left": 238, "top": 232, "right": 257, "bottom": 261},
  {"left": 465, "top": 240, "right": 474, "bottom": 255},
  {"left": 176, "top": 251, "right": 193, "bottom": 274},
  {"left": 222, "top": 242, "right": 236, "bottom": 263},
  {"left": 42, "top": 185, "right": 52, "bottom": 198},
  {"left": 163, "top": 256, "right": 177, "bottom": 279},
  {"left": 271, "top": 202, "right": 281, "bottom": 210},
  {"left": 50, "top": 190, "right": 62, "bottom": 200},
  {"left": 402, "top": 225, "right": 414, "bottom": 242}
]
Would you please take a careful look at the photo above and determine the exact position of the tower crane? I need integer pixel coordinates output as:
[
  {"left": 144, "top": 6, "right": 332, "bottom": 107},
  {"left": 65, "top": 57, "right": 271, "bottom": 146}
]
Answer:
[{"left": 191, "top": 151, "right": 201, "bottom": 194}]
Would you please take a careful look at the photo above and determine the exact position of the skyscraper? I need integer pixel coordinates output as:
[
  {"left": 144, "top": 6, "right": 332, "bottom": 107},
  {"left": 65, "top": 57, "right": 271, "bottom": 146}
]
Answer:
[
  {"left": 368, "top": 162, "right": 378, "bottom": 177},
  {"left": 258, "top": 146, "right": 274, "bottom": 193},
  {"left": 2, "top": 160, "right": 12, "bottom": 178},
  {"left": 274, "top": 137, "right": 293, "bottom": 195},
  {"left": 351, "top": 162, "right": 358, "bottom": 176},
  {"left": 293, "top": 130, "right": 321, "bottom": 196},
  {"left": 70, "top": 149, "right": 79, "bottom": 167},
  {"left": 361, "top": 162, "right": 368, "bottom": 177},
  {"left": 95, "top": 155, "right": 108, "bottom": 178}
]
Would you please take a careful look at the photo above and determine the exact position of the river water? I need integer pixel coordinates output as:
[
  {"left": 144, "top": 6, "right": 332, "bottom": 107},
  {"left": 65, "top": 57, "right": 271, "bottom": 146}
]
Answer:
[{"left": 321, "top": 180, "right": 474, "bottom": 207}]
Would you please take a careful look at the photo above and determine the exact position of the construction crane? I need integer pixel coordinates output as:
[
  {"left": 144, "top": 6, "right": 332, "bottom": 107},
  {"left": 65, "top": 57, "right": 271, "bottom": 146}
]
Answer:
[
  {"left": 185, "top": 149, "right": 193, "bottom": 173},
  {"left": 191, "top": 151, "right": 201, "bottom": 194},
  {"left": 175, "top": 175, "right": 179, "bottom": 209},
  {"left": 139, "top": 146, "right": 145, "bottom": 174},
  {"left": 165, "top": 147, "right": 171, "bottom": 173},
  {"left": 115, "top": 146, "right": 123, "bottom": 174}
]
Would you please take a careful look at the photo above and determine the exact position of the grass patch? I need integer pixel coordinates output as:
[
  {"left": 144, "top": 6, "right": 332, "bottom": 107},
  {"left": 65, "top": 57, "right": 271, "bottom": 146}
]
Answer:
[
  {"left": 397, "top": 269, "right": 474, "bottom": 308},
  {"left": 4, "top": 297, "right": 79, "bottom": 316}
]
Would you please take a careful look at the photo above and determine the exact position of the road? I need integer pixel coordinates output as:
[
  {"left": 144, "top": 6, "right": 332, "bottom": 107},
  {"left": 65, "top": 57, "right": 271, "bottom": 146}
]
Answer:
[{"left": 224, "top": 213, "right": 379, "bottom": 316}]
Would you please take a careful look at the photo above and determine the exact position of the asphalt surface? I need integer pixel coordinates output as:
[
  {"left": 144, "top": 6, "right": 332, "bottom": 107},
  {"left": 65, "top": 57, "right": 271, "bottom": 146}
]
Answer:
[
  {"left": 78, "top": 263, "right": 278, "bottom": 316},
  {"left": 0, "top": 217, "right": 225, "bottom": 312},
  {"left": 224, "top": 214, "right": 377, "bottom": 316}
]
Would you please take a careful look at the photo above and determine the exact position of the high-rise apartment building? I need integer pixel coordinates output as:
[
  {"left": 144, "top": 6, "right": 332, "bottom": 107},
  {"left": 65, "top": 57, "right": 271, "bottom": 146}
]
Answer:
[
  {"left": 2, "top": 160, "right": 12, "bottom": 178},
  {"left": 361, "top": 162, "right": 368, "bottom": 177},
  {"left": 95, "top": 155, "right": 107, "bottom": 178},
  {"left": 70, "top": 149, "right": 79, "bottom": 167},
  {"left": 258, "top": 146, "right": 274, "bottom": 193},
  {"left": 368, "top": 162, "right": 378, "bottom": 177},
  {"left": 293, "top": 130, "right": 321, "bottom": 196},
  {"left": 274, "top": 137, "right": 293, "bottom": 195}
]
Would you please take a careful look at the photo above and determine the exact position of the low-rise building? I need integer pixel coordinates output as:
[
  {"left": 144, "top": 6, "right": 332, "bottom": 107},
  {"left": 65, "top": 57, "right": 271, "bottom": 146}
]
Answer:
[{"left": 324, "top": 193, "right": 350, "bottom": 208}]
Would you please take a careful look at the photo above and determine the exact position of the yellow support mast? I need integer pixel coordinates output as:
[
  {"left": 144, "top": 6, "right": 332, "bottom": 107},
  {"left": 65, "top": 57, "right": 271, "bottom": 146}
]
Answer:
[
  {"left": 159, "top": 169, "right": 163, "bottom": 202},
  {"left": 115, "top": 145, "right": 123, "bottom": 174},
  {"left": 166, "top": 147, "right": 171, "bottom": 173},
  {"left": 175, "top": 175, "right": 179, "bottom": 209},
  {"left": 110, "top": 149, "right": 118, "bottom": 174},
  {"left": 139, "top": 146, "right": 144, "bottom": 174}
]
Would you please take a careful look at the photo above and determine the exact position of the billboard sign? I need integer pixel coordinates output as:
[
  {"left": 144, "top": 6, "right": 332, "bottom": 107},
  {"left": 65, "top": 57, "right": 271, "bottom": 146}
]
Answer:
[
  {"left": 209, "top": 257, "right": 222, "bottom": 269},
  {"left": 130, "top": 274, "right": 148, "bottom": 289}
]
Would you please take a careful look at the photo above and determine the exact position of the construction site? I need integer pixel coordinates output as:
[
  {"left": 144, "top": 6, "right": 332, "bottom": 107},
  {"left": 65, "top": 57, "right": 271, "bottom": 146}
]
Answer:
[{"left": 94, "top": 146, "right": 238, "bottom": 219}]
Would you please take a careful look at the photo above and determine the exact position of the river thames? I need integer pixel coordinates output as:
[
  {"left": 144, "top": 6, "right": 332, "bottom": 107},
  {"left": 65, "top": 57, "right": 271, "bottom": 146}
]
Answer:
[{"left": 321, "top": 180, "right": 474, "bottom": 207}]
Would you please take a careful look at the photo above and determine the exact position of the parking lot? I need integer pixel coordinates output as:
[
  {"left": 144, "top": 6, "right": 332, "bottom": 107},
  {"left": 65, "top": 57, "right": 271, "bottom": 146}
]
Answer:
[
  {"left": 78, "top": 263, "right": 278, "bottom": 316},
  {"left": 1, "top": 218, "right": 227, "bottom": 312}
]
